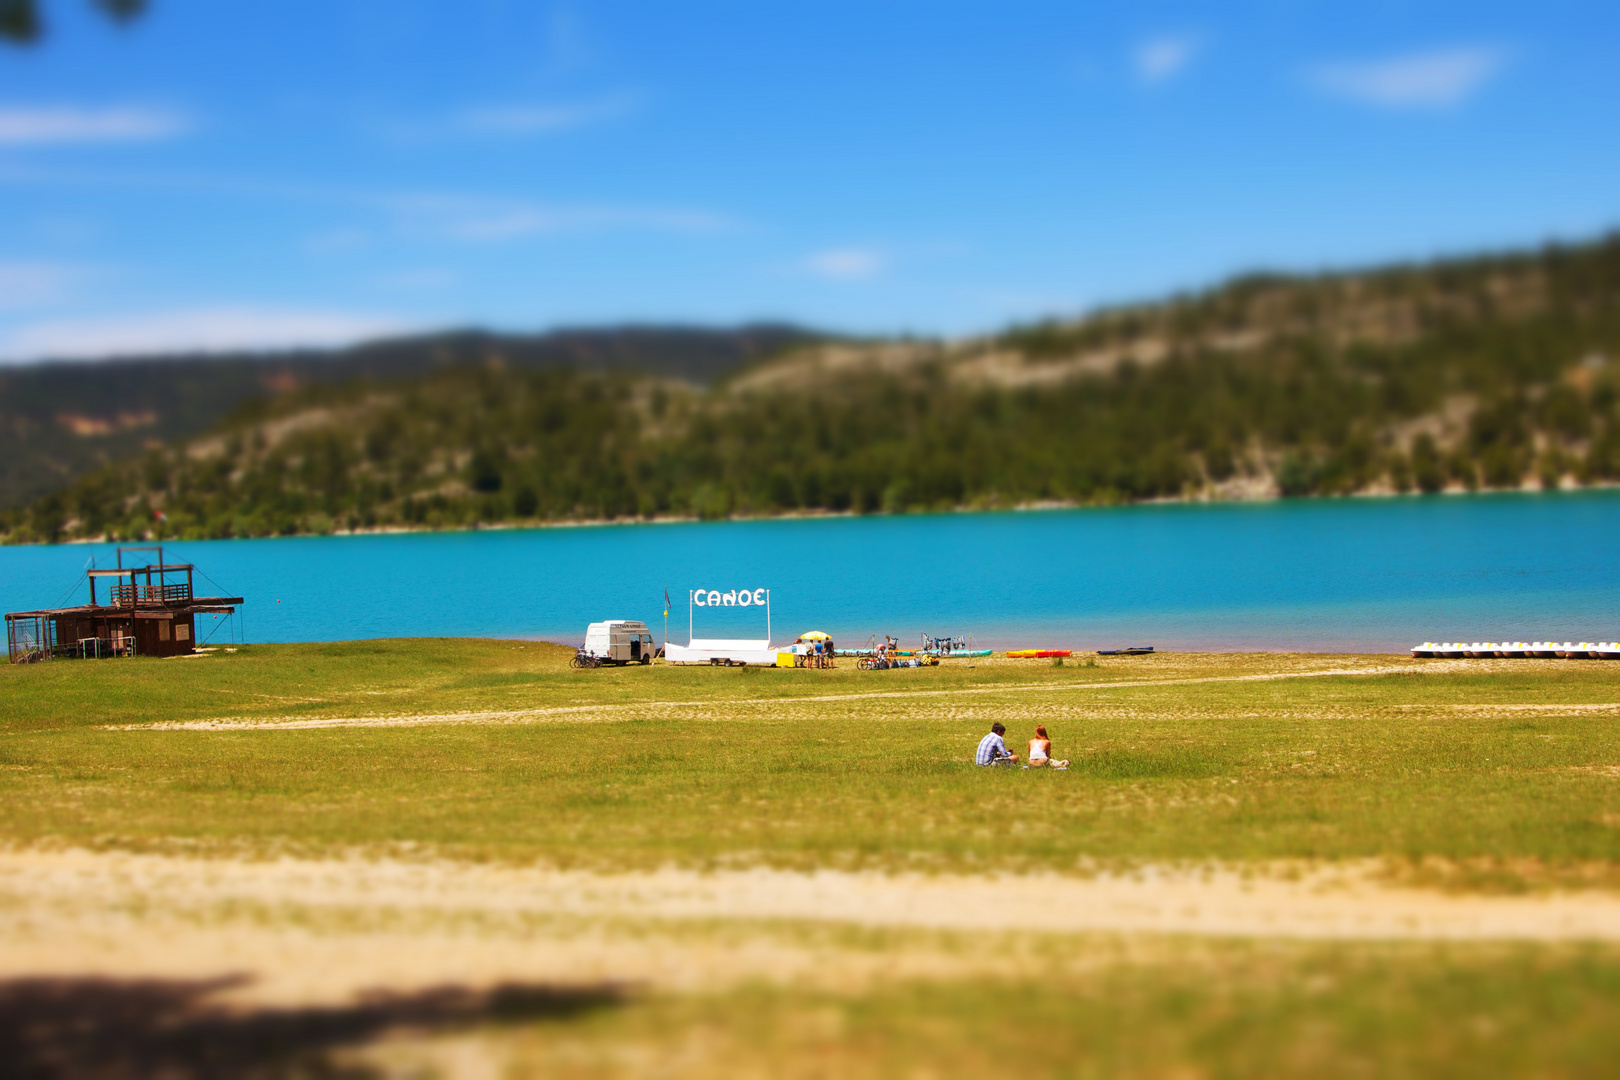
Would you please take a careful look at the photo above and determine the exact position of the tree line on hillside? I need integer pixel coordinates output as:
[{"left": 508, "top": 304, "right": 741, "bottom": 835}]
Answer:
[
  {"left": 0, "top": 324, "right": 817, "bottom": 510},
  {"left": 6, "top": 237, "right": 1620, "bottom": 544},
  {"left": 5, "top": 330, "right": 1619, "bottom": 544}
]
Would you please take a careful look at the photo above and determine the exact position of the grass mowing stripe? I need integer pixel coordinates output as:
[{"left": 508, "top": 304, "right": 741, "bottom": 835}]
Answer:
[{"left": 130, "top": 662, "right": 1432, "bottom": 730}]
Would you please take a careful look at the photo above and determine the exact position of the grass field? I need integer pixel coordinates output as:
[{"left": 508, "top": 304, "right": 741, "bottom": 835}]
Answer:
[
  {"left": 3, "top": 641, "right": 1619, "bottom": 1076},
  {"left": 3, "top": 640, "right": 1618, "bottom": 879},
  {"left": 352, "top": 945, "right": 1620, "bottom": 1079}
]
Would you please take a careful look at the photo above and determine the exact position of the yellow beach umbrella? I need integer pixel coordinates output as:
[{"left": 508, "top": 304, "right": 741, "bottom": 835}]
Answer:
[{"left": 800, "top": 630, "right": 831, "bottom": 641}]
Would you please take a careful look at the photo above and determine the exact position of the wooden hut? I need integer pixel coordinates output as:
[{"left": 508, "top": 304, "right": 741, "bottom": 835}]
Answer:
[{"left": 5, "top": 546, "right": 243, "bottom": 663}]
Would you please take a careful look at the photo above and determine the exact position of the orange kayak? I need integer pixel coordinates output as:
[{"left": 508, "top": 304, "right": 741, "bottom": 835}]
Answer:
[{"left": 1006, "top": 649, "right": 1072, "bottom": 658}]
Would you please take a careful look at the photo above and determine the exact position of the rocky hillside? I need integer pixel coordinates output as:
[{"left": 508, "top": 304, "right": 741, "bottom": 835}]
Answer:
[{"left": 7, "top": 235, "right": 1620, "bottom": 543}]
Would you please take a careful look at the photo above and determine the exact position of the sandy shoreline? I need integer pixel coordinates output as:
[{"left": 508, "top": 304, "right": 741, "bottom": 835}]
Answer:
[
  {"left": 2, "top": 849, "right": 1617, "bottom": 1006},
  {"left": 43, "top": 484, "right": 1620, "bottom": 550}
]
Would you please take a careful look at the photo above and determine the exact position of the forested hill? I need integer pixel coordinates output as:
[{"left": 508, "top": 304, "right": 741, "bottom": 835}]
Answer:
[
  {"left": 8, "top": 235, "right": 1620, "bottom": 544},
  {"left": 0, "top": 324, "right": 816, "bottom": 509}
]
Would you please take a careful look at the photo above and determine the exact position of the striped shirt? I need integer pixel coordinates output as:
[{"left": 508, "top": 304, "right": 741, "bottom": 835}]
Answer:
[{"left": 975, "top": 732, "right": 1012, "bottom": 766}]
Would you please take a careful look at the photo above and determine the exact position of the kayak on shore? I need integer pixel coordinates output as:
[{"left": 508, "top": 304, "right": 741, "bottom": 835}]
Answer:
[
  {"left": 1007, "top": 649, "right": 1072, "bottom": 658},
  {"left": 835, "top": 647, "right": 992, "bottom": 658}
]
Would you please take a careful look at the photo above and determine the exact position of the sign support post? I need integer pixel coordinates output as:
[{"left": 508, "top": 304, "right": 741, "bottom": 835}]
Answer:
[{"left": 669, "top": 585, "right": 774, "bottom": 665}]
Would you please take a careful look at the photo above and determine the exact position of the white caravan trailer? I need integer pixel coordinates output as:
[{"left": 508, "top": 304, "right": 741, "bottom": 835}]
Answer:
[{"left": 578, "top": 620, "right": 656, "bottom": 666}]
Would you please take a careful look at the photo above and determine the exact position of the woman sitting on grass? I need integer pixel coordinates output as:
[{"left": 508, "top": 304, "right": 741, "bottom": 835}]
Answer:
[{"left": 1028, "top": 726, "right": 1069, "bottom": 769}]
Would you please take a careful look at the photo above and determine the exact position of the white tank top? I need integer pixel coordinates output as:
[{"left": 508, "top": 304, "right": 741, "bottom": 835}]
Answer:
[{"left": 1028, "top": 739, "right": 1049, "bottom": 762}]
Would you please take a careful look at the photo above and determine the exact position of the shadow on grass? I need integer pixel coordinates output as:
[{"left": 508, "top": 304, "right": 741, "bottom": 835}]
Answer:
[{"left": 0, "top": 974, "right": 628, "bottom": 1079}]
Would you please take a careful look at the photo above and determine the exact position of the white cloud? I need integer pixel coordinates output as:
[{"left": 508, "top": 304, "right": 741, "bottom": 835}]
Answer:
[
  {"left": 444, "top": 207, "right": 724, "bottom": 241},
  {"left": 302, "top": 227, "right": 371, "bottom": 255},
  {"left": 0, "top": 262, "right": 87, "bottom": 309},
  {"left": 387, "top": 194, "right": 730, "bottom": 243},
  {"left": 436, "top": 206, "right": 606, "bottom": 241},
  {"left": 804, "top": 248, "right": 885, "bottom": 281},
  {"left": 455, "top": 95, "right": 633, "bottom": 136},
  {"left": 1310, "top": 47, "right": 1507, "bottom": 109},
  {"left": 0, "top": 106, "right": 187, "bottom": 146},
  {"left": 0, "top": 307, "right": 412, "bottom": 361},
  {"left": 1134, "top": 36, "right": 1199, "bottom": 84},
  {"left": 372, "top": 94, "right": 636, "bottom": 143},
  {"left": 372, "top": 268, "right": 458, "bottom": 291},
  {"left": 970, "top": 288, "right": 1083, "bottom": 323},
  {"left": 0, "top": 165, "right": 730, "bottom": 246}
]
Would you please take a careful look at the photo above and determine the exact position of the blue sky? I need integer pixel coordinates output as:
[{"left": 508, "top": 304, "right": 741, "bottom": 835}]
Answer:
[{"left": 0, "top": 0, "right": 1616, "bottom": 359}]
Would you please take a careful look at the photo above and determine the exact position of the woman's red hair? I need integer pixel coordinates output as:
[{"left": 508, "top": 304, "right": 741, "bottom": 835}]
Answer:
[{"left": 1034, "top": 725, "right": 1048, "bottom": 739}]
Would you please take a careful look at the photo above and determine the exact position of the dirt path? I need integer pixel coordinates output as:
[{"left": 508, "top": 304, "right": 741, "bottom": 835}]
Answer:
[
  {"left": 129, "top": 661, "right": 1433, "bottom": 731},
  {"left": 1, "top": 849, "right": 1616, "bottom": 1005}
]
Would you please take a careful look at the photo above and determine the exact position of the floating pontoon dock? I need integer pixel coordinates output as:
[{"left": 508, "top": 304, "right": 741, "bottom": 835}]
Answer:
[
  {"left": 1411, "top": 641, "right": 1620, "bottom": 659},
  {"left": 7, "top": 546, "right": 243, "bottom": 663}
]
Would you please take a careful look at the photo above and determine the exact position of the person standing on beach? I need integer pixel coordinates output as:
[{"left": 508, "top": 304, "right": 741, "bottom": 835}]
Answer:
[{"left": 974, "top": 722, "right": 1018, "bottom": 766}]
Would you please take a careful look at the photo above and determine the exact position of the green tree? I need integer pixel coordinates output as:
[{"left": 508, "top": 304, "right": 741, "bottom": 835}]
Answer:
[
  {"left": 1410, "top": 435, "right": 1445, "bottom": 494},
  {"left": 1, "top": 0, "right": 143, "bottom": 43},
  {"left": 1275, "top": 452, "right": 1318, "bottom": 497},
  {"left": 1388, "top": 451, "right": 1413, "bottom": 494}
]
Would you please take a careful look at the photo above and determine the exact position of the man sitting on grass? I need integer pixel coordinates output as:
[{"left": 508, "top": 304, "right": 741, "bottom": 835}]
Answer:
[{"left": 974, "top": 722, "right": 1018, "bottom": 766}]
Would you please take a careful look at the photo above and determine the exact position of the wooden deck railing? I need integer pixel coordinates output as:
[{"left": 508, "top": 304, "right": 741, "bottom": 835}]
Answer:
[{"left": 109, "top": 583, "right": 192, "bottom": 605}]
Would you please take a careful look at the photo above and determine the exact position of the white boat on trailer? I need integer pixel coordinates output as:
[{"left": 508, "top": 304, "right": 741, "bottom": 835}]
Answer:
[{"left": 664, "top": 637, "right": 787, "bottom": 666}]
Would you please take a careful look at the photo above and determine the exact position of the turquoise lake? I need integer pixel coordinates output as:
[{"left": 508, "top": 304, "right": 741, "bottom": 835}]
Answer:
[{"left": 3, "top": 492, "right": 1618, "bottom": 652}]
